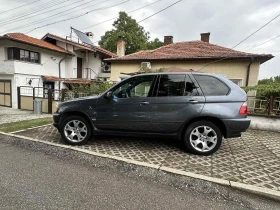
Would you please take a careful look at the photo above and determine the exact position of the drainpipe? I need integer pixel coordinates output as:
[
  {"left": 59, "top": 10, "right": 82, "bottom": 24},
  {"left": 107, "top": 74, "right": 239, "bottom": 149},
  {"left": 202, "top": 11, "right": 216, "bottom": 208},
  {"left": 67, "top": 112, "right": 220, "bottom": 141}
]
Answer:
[
  {"left": 58, "top": 57, "right": 66, "bottom": 91},
  {"left": 246, "top": 57, "right": 254, "bottom": 87}
]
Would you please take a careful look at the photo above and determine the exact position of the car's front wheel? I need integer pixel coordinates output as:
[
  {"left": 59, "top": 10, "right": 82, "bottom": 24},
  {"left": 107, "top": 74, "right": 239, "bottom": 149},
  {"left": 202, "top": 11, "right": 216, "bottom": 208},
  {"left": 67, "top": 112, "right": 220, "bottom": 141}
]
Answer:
[
  {"left": 60, "top": 115, "right": 92, "bottom": 145},
  {"left": 184, "top": 121, "right": 222, "bottom": 155}
]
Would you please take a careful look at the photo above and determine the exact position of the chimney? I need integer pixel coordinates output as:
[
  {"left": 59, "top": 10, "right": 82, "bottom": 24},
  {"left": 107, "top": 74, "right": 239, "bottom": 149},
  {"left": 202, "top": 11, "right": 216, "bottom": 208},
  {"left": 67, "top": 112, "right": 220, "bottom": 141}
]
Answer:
[
  {"left": 85, "top": 32, "right": 94, "bottom": 43},
  {"left": 201, "top": 32, "right": 210, "bottom": 43},
  {"left": 117, "top": 38, "right": 125, "bottom": 57},
  {"left": 164, "top": 36, "right": 173, "bottom": 46}
]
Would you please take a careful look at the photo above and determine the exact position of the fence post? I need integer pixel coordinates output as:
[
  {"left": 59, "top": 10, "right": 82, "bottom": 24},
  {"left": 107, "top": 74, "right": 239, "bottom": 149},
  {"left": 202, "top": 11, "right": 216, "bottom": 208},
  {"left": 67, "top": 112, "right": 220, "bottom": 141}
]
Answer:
[
  {"left": 48, "top": 88, "right": 52, "bottom": 114},
  {"left": 61, "top": 89, "right": 66, "bottom": 102},
  {"left": 32, "top": 87, "right": 35, "bottom": 110},
  {"left": 17, "top": 87, "right": 21, "bottom": 109},
  {"left": 268, "top": 95, "right": 273, "bottom": 115}
]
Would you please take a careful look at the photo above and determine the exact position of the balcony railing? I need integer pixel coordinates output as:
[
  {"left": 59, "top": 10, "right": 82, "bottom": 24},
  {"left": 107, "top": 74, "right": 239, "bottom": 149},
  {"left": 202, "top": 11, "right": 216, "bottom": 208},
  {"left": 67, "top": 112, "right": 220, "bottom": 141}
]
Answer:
[{"left": 73, "top": 68, "right": 98, "bottom": 80}]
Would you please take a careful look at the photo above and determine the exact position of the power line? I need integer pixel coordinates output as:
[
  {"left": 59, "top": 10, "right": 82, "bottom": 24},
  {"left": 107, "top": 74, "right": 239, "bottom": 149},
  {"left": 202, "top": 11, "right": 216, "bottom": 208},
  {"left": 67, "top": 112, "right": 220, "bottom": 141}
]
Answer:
[
  {"left": 0, "top": 0, "right": 87, "bottom": 27},
  {"left": 77, "top": 0, "right": 164, "bottom": 32},
  {"left": 0, "top": 0, "right": 41, "bottom": 15},
  {"left": 137, "top": 0, "right": 182, "bottom": 24},
  {"left": 0, "top": 0, "right": 111, "bottom": 34},
  {"left": 92, "top": 0, "right": 183, "bottom": 44},
  {"left": 232, "top": 13, "right": 280, "bottom": 49},
  {"left": 197, "top": 11, "right": 280, "bottom": 71},
  {"left": 26, "top": 0, "right": 130, "bottom": 34},
  {"left": 0, "top": 0, "right": 70, "bottom": 25},
  {"left": 247, "top": 34, "right": 280, "bottom": 51}
]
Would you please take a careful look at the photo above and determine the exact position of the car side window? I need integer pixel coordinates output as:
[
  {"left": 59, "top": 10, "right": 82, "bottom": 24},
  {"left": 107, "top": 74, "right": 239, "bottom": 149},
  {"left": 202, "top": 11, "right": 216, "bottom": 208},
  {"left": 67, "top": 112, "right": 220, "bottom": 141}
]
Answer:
[
  {"left": 155, "top": 74, "right": 198, "bottom": 97},
  {"left": 194, "top": 75, "right": 230, "bottom": 96},
  {"left": 112, "top": 75, "right": 155, "bottom": 99}
]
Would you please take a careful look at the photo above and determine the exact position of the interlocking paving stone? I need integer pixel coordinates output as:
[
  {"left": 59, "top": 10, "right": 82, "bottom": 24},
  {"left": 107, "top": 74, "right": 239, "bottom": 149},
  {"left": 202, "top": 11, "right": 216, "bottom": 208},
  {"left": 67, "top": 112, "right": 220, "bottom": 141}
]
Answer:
[
  {"left": 0, "top": 107, "right": 51, "bottom": 124},
  {"left": 14, "top": 125, "right": 280, "bottom": 191}
]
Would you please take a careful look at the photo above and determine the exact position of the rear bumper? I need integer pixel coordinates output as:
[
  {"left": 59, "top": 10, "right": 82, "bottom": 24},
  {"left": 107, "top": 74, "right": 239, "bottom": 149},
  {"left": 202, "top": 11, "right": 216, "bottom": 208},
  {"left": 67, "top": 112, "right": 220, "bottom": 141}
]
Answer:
[{"left": 222, "top": 118, "right": 251, "bottom": 138}]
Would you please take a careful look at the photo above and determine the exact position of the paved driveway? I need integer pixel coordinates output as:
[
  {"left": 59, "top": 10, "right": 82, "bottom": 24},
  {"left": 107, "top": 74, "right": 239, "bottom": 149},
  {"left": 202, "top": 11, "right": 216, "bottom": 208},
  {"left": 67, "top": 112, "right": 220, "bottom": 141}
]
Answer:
[
  {"left": 0, "top": 107, "right": 51, "bottom": 124},
  {"left": 15, "top": 125, "right": 280, "bottom": 191}
]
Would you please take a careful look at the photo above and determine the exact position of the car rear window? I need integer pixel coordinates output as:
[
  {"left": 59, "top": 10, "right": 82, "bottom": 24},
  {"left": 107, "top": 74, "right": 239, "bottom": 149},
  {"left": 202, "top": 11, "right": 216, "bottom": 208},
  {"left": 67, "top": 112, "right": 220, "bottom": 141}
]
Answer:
[{"left": 194, "top": 75, "right": 230, "bottom": 96}]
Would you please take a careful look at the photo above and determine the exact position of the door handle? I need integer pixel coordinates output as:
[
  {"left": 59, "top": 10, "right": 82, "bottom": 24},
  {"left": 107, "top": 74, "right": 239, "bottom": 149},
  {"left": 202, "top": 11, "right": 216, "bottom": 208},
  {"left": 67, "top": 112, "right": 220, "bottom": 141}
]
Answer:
[
  {"left": 188, "top": 100, "right": 198, "bottom": 104},
  {"left": 140, "top": 101, "right": 150, "bottom": 105}
]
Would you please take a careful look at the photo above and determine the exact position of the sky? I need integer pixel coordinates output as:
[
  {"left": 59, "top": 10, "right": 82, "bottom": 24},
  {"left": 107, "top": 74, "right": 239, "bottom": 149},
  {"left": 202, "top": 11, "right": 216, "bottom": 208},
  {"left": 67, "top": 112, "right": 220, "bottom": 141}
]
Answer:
[{"left": 0, "top": 0, "right": 279, "bottom": 80}]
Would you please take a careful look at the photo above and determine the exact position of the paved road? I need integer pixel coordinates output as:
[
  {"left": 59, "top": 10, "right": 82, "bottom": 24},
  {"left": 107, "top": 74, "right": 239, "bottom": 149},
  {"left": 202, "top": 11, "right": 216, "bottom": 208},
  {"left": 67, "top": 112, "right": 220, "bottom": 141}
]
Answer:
[{"left": 0, "top": 138, "right": 279, "bottom": 210}]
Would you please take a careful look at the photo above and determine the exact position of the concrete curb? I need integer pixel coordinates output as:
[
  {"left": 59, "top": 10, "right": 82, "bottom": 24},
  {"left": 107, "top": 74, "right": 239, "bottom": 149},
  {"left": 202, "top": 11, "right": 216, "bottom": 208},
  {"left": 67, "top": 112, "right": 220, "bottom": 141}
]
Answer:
[{"left": 1, "top": 131, "right": 280, "bottom": 202}]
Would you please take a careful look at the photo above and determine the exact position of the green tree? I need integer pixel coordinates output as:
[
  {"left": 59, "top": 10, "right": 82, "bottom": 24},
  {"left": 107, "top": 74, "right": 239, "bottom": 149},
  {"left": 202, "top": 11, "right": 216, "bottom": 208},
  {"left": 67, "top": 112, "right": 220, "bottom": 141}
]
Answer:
[
  {"left": 146, "top": 38, "right": 164, "bottom": 50},
  {"left": 98, "top": 12, "right": 163, "bottom": 55},
  {"left": 243, "top": 75, "right": 280, "bottom": 98}
]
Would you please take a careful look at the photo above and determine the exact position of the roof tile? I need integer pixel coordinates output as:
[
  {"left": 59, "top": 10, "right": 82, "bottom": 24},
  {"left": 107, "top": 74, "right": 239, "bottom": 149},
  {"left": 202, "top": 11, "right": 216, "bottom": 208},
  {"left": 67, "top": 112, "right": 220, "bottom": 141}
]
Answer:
[
  {"left": 4, "top": 33, "right": 72, "bottom": 55},
  {"left": 106, "top": 41, "right": 273, "bottom": 63}
]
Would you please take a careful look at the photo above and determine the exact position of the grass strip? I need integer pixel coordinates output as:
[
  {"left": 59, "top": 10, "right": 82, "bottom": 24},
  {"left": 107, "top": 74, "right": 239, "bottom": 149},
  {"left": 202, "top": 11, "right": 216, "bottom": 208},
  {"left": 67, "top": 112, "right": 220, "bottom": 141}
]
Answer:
[{"left": 0, "top": 118, "right": 53, "bottom": 133}]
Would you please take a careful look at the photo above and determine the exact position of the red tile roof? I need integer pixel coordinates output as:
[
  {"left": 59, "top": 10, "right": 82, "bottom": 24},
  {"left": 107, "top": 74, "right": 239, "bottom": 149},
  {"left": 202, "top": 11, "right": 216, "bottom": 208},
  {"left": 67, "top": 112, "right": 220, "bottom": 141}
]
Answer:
[
  {"left": 42, "top": 75, "right": 63, "bottom": 81},
  {"left": 94, "top": 46, "right": 117, "bottom": 58},
  {"left": 2, "top": 33, "right": 72, "bottom": 55},
  {"left": 106, "top": 41, "right": 273, "bottom": 63},
  {"left": 42, "top": 33, "right": 117, "bottom": 58}
]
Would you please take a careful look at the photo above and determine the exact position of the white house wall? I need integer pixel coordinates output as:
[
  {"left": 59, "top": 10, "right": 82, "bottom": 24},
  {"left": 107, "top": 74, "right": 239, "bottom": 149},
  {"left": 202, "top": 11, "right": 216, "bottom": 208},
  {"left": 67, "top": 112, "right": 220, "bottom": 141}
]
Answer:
[
  {"left": 88, "top": 53, "right": 102, "bottom": 79},
  {"left": 0, "top": 40, "right": 68, "bottom": 108},
  {"left": 0, "top": 40, "right": 15, "bottom": 74},
  {"left": 56, "top": 40, "right": 103, "bottom": 79}
]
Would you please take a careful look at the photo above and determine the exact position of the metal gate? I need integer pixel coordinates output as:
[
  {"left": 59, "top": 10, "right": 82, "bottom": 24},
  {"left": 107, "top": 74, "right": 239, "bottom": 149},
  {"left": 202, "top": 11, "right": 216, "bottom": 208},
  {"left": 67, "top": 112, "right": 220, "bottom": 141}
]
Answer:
[{"left": 0, "top": 80, "right": 12, "bottom": 107}]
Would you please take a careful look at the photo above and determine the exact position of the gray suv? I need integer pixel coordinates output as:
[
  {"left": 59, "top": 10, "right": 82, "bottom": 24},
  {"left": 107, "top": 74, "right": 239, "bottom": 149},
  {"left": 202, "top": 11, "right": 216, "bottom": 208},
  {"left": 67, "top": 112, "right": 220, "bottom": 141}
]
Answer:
[{"left": 53, "top": 73, "right": 250, "bottom": 155}]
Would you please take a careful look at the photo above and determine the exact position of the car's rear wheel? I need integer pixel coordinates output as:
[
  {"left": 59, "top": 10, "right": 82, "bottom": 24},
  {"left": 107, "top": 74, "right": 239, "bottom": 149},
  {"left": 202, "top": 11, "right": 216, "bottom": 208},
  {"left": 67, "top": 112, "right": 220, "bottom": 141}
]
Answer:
[
  {"left": 60, "top": 115, "right": 92, "bottom": 145},
  {"left": 184, "top": 121, "right": 222, "bottom": 155}
]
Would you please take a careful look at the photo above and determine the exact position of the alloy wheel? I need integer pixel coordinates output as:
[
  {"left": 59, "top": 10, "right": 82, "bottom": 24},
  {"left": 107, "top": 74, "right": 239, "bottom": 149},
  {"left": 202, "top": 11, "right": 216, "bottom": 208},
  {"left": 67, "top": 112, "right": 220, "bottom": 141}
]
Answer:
[
  {"left": 189, "top": 126, "right": 218, "bottom": 152},
  {"left": 64, "top": 120, "right": 88, "bottom": 143}
]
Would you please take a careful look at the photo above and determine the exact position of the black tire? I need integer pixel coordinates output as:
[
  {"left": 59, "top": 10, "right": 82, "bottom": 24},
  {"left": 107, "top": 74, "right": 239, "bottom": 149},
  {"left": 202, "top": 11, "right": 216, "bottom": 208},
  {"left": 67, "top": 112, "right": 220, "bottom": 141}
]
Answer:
[
  {"left": 184, "top": 121, "right": 222, "bottom": 156},
  {"left": 60, "top": 115, "right": 92, "bottom": 146}
]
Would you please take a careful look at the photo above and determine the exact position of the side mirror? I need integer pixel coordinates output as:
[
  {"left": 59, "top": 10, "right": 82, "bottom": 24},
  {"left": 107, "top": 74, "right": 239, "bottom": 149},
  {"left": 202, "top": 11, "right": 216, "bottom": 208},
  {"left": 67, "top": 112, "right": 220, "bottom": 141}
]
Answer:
[{"left": 105, "top": 91, "right": 113, "bottom": 100}]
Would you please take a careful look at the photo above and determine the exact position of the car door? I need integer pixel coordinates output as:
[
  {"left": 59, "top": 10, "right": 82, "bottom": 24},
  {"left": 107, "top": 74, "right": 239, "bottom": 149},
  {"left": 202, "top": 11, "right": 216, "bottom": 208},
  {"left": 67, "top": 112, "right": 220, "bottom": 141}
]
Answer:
[
  {"left": 94, "top": 75, "right": 157, "bottom": 131},
  {"left": 148, "top": 74, "right": 205, "bottom": 133}
]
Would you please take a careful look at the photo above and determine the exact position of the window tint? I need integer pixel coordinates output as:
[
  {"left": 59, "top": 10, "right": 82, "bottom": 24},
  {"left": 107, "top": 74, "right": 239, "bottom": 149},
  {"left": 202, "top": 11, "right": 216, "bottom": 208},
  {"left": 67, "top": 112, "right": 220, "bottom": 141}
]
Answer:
[
  {"left": 157, "top": 75, "right": 185, "bottom": 97},
  {"left": 185, "top": 75, "right": 199, "bottom": 96},
  {"left": 156, "top": 74, "right": 199, "bottom": 97},
  {"left": 194, "top": 75, "right": 230, "bottom": 96},
  {"left": 112, "top": 75, "right": 155, "bottom": 99}
]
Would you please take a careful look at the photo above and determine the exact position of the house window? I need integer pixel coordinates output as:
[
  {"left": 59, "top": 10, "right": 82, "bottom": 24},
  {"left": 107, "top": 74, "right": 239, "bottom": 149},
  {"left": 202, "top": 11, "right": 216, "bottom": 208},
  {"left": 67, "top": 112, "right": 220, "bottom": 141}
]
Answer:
[
  {"left": 7, "top": 47, "right": 40, "bottom": 64},
  {"left": 230, "top": 79, "right": 243, "bottom": 87}
]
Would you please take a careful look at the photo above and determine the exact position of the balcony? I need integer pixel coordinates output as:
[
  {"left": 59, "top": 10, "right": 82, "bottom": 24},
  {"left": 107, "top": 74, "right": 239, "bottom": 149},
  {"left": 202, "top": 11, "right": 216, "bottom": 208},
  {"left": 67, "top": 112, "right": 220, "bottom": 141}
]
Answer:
[{"left": 73, "top": 68, "right": 98, "bottom": 80}]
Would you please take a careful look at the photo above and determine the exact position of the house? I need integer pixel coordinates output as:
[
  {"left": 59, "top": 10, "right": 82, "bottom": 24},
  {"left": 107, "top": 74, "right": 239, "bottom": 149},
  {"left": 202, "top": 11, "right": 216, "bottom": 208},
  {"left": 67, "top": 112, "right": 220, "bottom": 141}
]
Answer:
[
  {"left": 42, "top": 33, "right": 117, "bottom": 82},
  {"left": 105, "top": 33, "right": 273, "bottom": 86},
  {"left": 0, "top": 33, "right": 116, "bottom": 108}
]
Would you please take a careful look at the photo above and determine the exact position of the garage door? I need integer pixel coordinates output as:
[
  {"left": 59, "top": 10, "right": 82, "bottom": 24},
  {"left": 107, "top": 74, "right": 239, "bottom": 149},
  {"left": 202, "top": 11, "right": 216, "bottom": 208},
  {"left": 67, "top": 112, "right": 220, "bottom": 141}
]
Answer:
[{"left": 0, "top": 80, "right": 12, "bottom": 107}]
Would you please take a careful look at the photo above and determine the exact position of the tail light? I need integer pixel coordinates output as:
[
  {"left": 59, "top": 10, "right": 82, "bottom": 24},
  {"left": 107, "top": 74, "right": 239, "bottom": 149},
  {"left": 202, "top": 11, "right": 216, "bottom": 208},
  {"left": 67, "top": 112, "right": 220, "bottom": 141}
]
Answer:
[{"left": 239, "top": 102, "right": 248, "bottom": 115}]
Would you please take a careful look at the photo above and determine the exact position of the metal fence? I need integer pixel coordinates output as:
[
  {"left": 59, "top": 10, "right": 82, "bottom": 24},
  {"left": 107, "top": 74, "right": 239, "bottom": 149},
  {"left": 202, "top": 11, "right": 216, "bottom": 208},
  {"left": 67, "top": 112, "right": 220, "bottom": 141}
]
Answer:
[
  {"left": 18, "top": 86, "right": 62, "bottom": 114},
  {"left": 247, "top": 96, "right": 280, "bottom": 116}
]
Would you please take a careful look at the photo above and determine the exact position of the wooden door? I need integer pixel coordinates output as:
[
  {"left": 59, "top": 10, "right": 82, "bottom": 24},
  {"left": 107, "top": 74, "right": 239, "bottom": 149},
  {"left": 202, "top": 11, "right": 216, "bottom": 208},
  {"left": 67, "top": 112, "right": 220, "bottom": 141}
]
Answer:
[
  {"left": 77, "top": 57, "right": 83, "bottom": 78},
  {"left": 0, "top": 80, "right": 11, "bottom": 107}
]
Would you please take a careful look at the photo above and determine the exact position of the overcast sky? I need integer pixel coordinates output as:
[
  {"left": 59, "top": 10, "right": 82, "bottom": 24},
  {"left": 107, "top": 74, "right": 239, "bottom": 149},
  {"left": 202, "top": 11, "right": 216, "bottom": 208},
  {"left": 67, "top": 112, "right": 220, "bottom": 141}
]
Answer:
[{"left": 0, "top": 0, "right": 279, "bottom": 79}]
